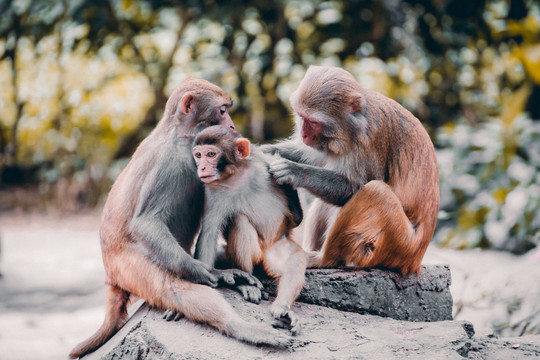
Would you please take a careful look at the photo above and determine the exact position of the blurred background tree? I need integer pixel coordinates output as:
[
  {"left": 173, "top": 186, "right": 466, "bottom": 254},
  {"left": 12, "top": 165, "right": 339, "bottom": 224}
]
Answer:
[{"left": 0, "top": 0, "right": 538, "bottom": 254}]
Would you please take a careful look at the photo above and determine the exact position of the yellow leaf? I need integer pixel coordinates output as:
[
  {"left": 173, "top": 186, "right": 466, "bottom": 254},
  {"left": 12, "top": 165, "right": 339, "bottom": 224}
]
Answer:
[
  {"left": 492, "top": 187, "right": 510, "bottom": 204},
  {"left": 500, "top": 83, "right": 531, "bottom": 129},
  {"left": 521, "top": 44, "right": 540, "bottom": 84}
]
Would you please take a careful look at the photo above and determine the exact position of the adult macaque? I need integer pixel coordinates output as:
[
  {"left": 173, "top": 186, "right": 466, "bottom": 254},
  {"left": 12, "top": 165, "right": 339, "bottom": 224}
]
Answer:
[
  {"left": 192, "top": 125, "right": 306, "bottom": 333},
  {"left": 266, "top": 65, "right": 439, "bottom": 276},
  {"left": 69, "top": 80, "right": 290, "bottom": 359}
]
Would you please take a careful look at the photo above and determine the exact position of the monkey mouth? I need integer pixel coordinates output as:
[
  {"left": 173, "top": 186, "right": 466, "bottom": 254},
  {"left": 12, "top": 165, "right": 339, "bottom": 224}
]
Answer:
[
  {"left": 302, "top": 134, "right": 317, "bottom": 147},
  {"left": 199, "top": 176, "right": 215, "bottom": 183}
]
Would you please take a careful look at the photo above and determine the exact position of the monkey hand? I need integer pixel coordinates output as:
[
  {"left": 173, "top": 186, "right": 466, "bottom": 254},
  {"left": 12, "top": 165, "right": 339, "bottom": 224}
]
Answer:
[
  {"left": 185, "top": 258, "right": 218, "bottom": 287},
  {"left": 211, "top": 268, "right": 264, "bottom": 290},
  {"left": 259, "top": 143, "right": 278, "bottom": 155},
  {"left": 268, "top": 157, "right": 302, "bottom": 187},
  {"left": 270, "top": 302, "right": 301, "bottom": 335}
]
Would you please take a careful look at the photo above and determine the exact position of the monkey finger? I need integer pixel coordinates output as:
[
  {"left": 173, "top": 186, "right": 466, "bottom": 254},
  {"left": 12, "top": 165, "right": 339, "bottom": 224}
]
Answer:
[
  {"left": 207, "top": 275, "right": 218, "bottom": 288},
  {"left": 222, "top": 271, "right": 235, "bottom": 285},
  {"left": 237, "top": 285, "right": 261, "bottom": 304},
  {"left": 232, "top": 269, "right": 263, "bottom": 290},
  {"left": 191, "top": 262, "right": 218, "bottom": 287},
  {"left": 211, "top": 269, "right": 235, "bottom": 285},
  {"left": 198, "top": 271, "right": 218, "bottom": 287},
  {"left": 268, "top": 163, "right": 289, "bottom": 176}
]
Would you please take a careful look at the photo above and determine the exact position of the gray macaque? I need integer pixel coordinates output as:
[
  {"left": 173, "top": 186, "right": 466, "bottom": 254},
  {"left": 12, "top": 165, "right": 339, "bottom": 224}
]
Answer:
[{"left": 192, "top": 125, "right": 306, "bottom": 334}]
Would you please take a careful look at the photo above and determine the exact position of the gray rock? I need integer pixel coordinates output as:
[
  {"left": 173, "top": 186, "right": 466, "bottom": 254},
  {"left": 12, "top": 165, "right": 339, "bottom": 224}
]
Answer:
[
  {"left": 83, "top": 290, "right": 540, "bottom": 360},
  {"left": 262, "top": 265, "right": 453, "bottom": 322}
]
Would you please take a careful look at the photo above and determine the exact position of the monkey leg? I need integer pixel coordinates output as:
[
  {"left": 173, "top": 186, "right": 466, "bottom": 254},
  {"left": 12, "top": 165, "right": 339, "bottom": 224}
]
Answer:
[
  {"left": 226, "top": 214, "right": 265, "bottom": 304},
  {"left": 263, "top": 239, "right": 308, "bottom": 335},
  {"left": 111, "top": 247, "right": 292, "bottom": 347},
  {"left": 69, "top": 285, "right": 130, "bottom": 359},
  {"left": 302, "top": 198, "right": 340, "bottom": 251},
  {"left": 320, "top": 180, "right": 421, "bottom": 275}
]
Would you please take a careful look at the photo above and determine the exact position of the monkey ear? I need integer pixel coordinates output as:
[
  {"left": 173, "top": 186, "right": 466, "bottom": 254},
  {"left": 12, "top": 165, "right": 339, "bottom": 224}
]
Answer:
[
  {"left": 180, "top": 94, "right": 194, "bottom": 114},
  {"left": 235, "top": 138, "right": 251, "bottom": 159},
  {"left": 349, "top": 94, "right": 362, "bottom": 114}
]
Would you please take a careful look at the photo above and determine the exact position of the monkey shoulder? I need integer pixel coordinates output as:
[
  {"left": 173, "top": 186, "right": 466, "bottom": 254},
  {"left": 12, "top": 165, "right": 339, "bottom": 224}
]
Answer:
[{"left": 131, "top": 134, "right": 203, "bottom": 218}]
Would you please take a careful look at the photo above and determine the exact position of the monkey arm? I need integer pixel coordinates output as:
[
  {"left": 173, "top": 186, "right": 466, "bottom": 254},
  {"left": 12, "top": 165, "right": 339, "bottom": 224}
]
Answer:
[
  {"left": 269, "top": 158, "right": 361, "bottom": 207},
  {"left": 260, "top": 139, "right": 322, "bottom": 165},
  {"left": 129, "top": 165, "right": 217, "bottom": 287},
  {"left": 130, "top": 214, "right": 218, "bottom": 287},
  {"left": 194, "top": 210, "right": 222, "bottom": 267},
  {"left": 278, "top": 183, "right": 303, "bottom": 227},
  {"left": 260, "top": 140, "right": 303, "bottom": 163}
]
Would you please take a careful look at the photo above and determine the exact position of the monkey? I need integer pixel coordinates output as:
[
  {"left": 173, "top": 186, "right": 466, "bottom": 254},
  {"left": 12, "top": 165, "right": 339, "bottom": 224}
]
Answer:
[
  {"left": 69, "top": 79, "right": 291, "bottom": 359},
  {"left": 264, "top": 65, "right": 440, "bottom": 276},
  {"left": 191, "top": 125, "right": 307, "bottom": 334}
]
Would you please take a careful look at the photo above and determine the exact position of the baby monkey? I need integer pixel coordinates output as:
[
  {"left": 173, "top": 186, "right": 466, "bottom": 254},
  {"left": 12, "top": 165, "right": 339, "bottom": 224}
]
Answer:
[{"left": 192, "top": 125, "right": 306, "bottom": 333}]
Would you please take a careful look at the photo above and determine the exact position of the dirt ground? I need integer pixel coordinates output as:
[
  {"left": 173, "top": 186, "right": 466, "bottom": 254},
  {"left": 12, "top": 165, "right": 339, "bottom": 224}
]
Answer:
[{"left": 0, "top": 212, "right": 538, "bottom": 359}]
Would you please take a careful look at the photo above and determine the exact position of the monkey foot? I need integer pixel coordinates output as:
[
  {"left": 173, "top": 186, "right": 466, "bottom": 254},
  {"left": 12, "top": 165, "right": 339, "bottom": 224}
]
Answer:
[
  {"left": 211, "top": 268, "right": 264, "bottom": 290},
  {"left": 270, "top": 305, "right": 301, "bottom": 335},
  {"left": 162, "top": 309, "right": 184, "bottom": 322},
  {"left": 229, "top": 320, "right": 294, "bottom": 349},
  {"left": 237, "top": 284, "right": 266, "bottom": 304}
]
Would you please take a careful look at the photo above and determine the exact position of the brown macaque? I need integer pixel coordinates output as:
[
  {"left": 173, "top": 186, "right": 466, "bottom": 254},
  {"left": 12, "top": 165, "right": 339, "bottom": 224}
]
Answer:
[
  {"left": 69, "top": 80, "right": 291, "bottom": 359},
  {"left": 265, "top": 65, "right": 440, "bottom": 276},
  {"left": 192, "top": 125, "right": 306, "bottom": 334}
]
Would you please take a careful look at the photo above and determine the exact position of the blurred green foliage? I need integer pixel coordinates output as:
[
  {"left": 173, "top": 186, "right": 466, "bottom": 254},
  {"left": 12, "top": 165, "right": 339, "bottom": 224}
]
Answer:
[{"left": 0, "top": 0, "right": 538, "bottom": 252}]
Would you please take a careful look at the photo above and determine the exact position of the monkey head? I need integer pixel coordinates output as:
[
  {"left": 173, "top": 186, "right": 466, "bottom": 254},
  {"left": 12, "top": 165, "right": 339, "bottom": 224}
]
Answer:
[
  {"left": 192, "top": 126, "right": 250, "bottom": 184},
  {"left": 163, "top": 79, "right": 235, "bottom": 134},
  {"left": 290, "top": 66, "right": 366, "bottom": 156}
]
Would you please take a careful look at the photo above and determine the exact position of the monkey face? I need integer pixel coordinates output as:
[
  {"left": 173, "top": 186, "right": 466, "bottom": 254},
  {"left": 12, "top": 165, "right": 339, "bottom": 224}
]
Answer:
[
  {"left": 216, "top": 103, "right": 234, "bottom": 129},
  {"left": 300, "top": 116, "right": 323, "bottom": 147},
  {"left": 193, "top": 145, "right": 223, "bottom": 184}
]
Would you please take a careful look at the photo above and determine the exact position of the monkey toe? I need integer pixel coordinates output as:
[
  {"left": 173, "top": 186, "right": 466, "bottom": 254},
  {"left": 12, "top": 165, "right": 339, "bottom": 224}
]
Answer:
[
  {"left": 270, "top": 305, "right": 301, "bottom": 335},
  {"left": 163, "top": 309, "right": 184, "bottom": 322},
  {"left": 269, "top": 330, "right": 296, "bottom": 349},
  {"left": 237, "top": 284, "right": 261, "bottom": 304},
  {"left": 288, "top": 312, "right": 301, "bottom": 335}
]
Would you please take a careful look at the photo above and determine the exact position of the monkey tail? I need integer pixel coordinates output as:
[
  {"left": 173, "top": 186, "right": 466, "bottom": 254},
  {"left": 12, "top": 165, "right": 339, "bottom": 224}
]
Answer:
[{"left": 69, "top": 286, "right": 130, "bottom": 359}]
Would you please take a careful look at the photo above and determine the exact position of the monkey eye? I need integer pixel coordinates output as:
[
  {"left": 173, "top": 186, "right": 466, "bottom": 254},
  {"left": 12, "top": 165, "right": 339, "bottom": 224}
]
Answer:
[
  {"left": 207, "top": 151, "right": 216, "bottom": 158},
  {"left": 194, "top": 152, "right": 201, "bottom": 159},
  {"left": 220, "top": 105, "right": 227, "bottom": 115}
]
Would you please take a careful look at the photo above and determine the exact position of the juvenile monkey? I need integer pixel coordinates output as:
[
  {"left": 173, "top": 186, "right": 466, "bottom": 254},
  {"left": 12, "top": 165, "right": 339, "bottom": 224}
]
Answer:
[
  {"left": 192, "top": 125, "right": 307, "bottom": 333},
  {"left": 69, "top": 80, "right": 290, "bottom": 359},
  {"left": 266, "top": 65, "right": 440, "bottom": 276}
]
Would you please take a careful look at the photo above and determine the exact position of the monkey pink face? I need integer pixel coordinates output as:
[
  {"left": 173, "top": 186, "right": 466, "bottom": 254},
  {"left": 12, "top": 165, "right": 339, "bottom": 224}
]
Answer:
[
  {"left": 299, "top": 115, "right": 323, "bottom": 147},
  {"left": 193, "top": 145, "right": 222, "bottom": 183}
]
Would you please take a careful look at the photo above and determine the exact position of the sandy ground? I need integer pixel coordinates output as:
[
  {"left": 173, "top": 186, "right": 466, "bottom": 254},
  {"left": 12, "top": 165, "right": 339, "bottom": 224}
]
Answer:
[{"left": 0, "top": 212, "right": 538, "bottom": 359}]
